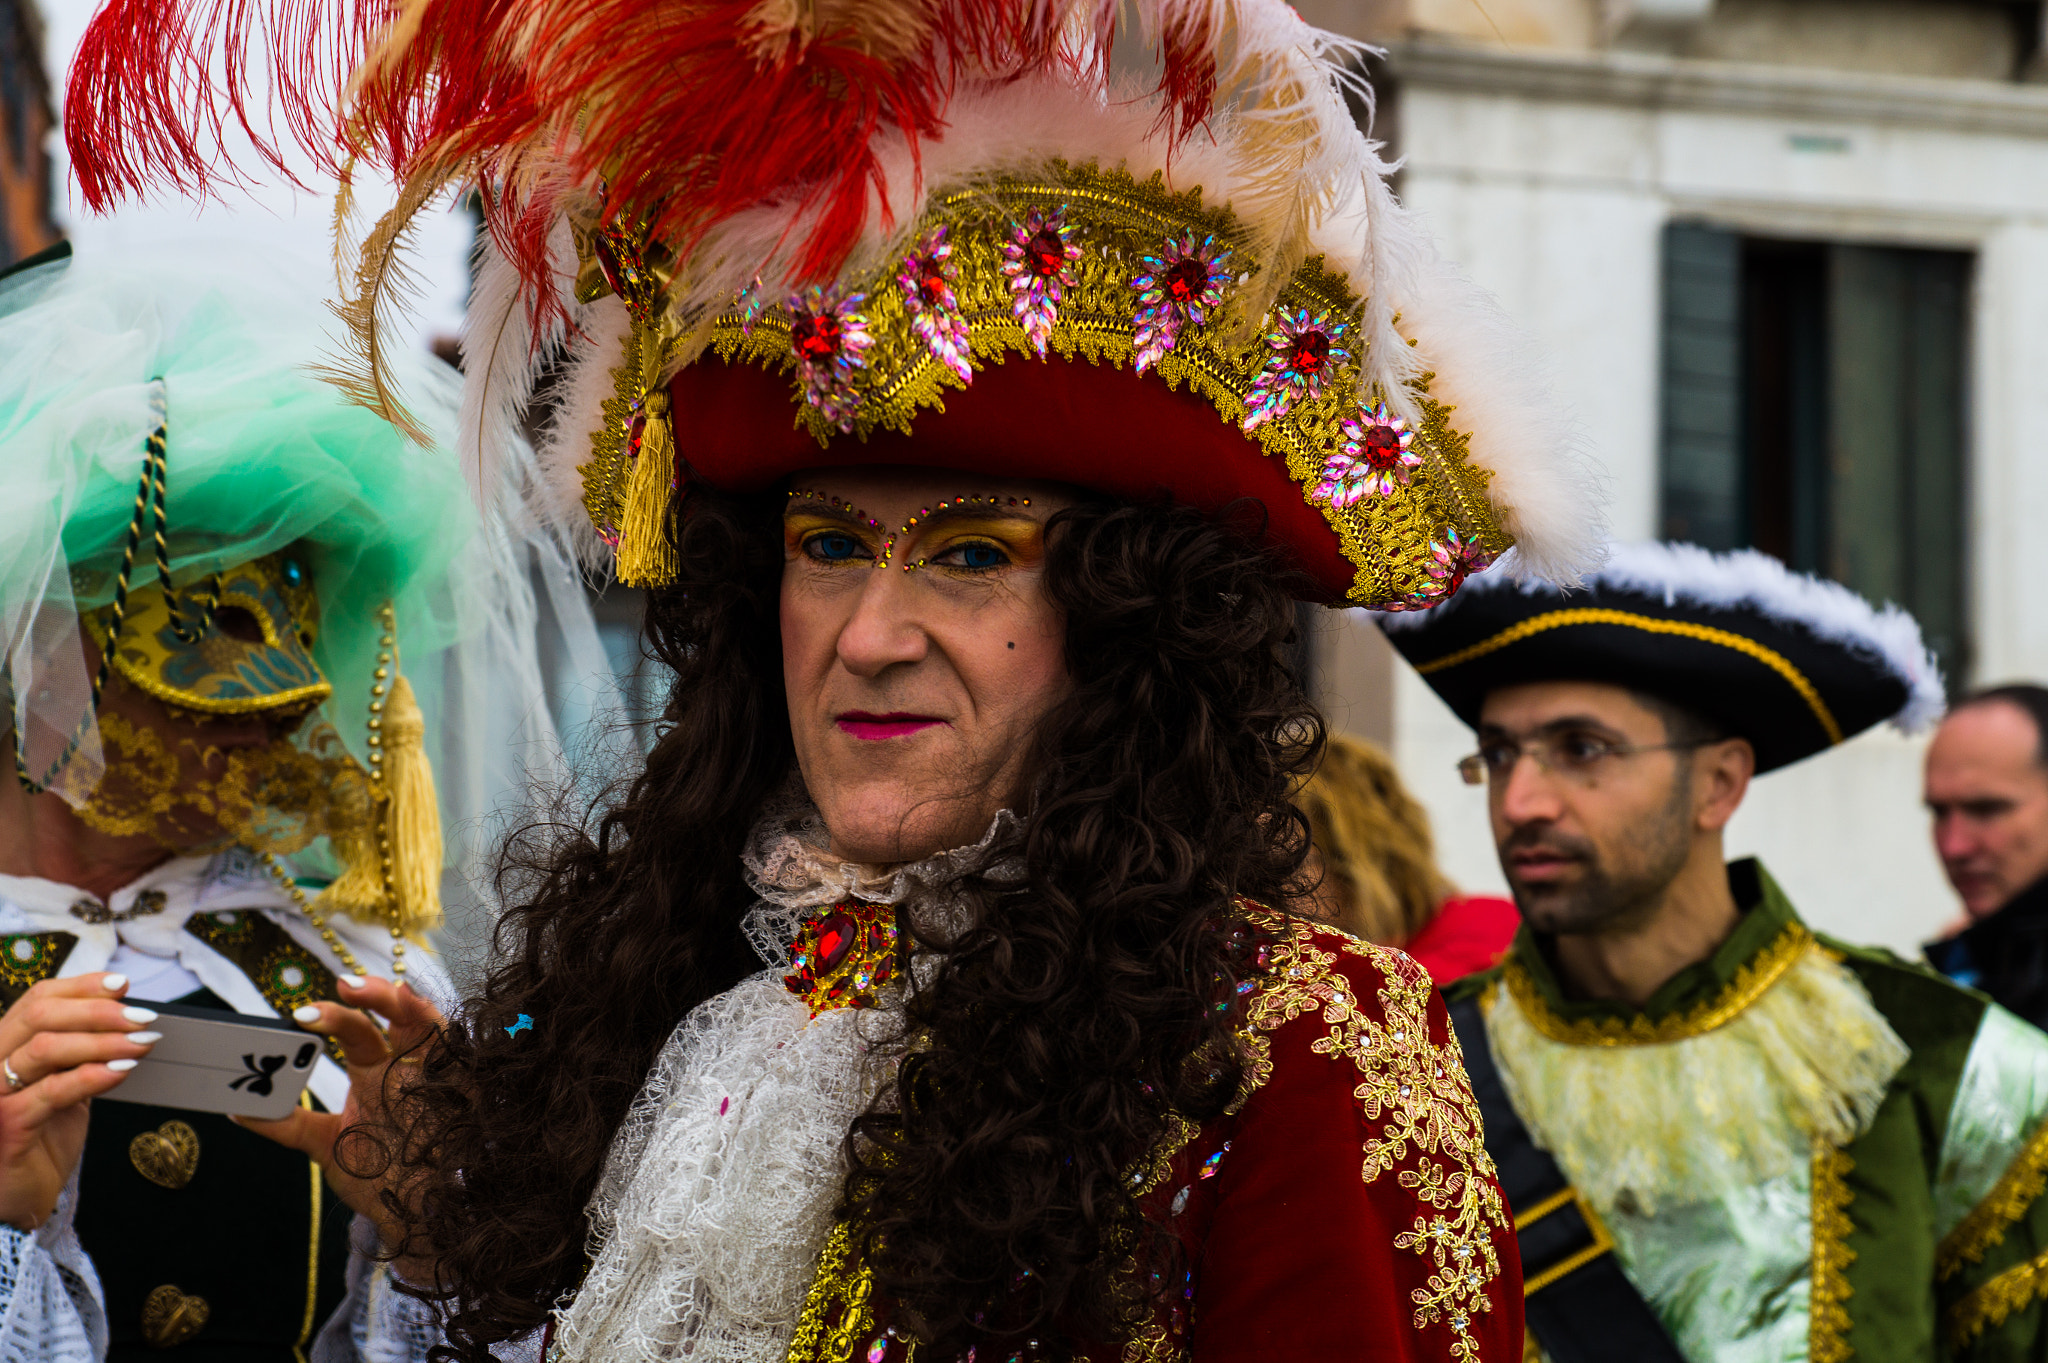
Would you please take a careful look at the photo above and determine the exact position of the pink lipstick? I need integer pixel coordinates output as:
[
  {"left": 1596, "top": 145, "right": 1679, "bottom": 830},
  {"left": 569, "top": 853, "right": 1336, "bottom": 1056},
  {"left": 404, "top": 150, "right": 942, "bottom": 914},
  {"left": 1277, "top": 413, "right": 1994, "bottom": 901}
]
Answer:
[{"left": 836, "top": 712, "right": 946, "bottom": 741}]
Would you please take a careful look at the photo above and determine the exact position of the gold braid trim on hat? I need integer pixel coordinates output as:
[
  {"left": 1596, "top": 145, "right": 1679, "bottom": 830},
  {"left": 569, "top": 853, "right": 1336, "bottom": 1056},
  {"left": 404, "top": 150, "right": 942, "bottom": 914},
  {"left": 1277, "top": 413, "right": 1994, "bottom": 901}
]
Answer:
[
  {"left": 1413, "top": 608, "right": 1846, "bottom": 746},
  {"left": 576, "top": 162, "right": 1512, "bottom": 608},
  {"left": 1503, "top": 922, "right": 1815, "bottom": 1047}
]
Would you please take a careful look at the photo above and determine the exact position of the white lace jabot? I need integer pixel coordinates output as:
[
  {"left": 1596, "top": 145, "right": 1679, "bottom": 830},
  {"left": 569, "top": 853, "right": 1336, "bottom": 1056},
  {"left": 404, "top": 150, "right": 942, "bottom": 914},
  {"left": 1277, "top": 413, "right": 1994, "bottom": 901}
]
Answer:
[{"left": 552, "top": 805, "right": 1009, "bottom": 1363}]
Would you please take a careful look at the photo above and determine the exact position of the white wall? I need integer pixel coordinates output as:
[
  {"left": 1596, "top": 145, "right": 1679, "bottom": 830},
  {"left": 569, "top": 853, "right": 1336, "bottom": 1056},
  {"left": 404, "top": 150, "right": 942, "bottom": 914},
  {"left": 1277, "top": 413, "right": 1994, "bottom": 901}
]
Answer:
[
  {"left": 1350, "top": 49, "right": 2048, "bottom": 953},
  {"left": 38, "top": 0, "right": 471, "bottom": 353}
]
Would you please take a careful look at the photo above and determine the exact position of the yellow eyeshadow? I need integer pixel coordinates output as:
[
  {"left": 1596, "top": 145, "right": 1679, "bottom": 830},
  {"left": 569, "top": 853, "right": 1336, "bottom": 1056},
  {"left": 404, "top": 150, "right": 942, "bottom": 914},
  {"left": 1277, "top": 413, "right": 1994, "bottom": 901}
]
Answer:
[
  {"left": 918, "top": 518, "right": 1045, "bottom": 558},
  {"left": 783, "top": 514, "right": 879, "bottom": 548}
]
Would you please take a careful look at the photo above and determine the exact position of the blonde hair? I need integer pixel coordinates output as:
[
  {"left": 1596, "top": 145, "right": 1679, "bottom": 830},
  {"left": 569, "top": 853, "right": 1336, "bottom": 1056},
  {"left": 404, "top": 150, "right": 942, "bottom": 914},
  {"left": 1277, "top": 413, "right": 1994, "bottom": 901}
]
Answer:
[{"left": 1297, "top": 733, "right": 1450, "bottom": 945}]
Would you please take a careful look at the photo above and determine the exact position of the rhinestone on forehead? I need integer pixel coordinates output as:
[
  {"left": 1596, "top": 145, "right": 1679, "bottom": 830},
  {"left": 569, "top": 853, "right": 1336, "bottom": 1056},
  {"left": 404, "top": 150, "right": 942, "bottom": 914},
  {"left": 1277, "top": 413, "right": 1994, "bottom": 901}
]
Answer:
[{"left": 894, "top": 494, "right": 1033, "bottom": 572}]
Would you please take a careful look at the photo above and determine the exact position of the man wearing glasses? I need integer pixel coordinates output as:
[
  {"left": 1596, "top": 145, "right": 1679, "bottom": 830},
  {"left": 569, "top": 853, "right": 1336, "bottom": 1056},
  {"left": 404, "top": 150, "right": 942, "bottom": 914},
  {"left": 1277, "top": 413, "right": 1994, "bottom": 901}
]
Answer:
[{"left": 1380, "top": 542, "right": 2048, "bottom": 1363}]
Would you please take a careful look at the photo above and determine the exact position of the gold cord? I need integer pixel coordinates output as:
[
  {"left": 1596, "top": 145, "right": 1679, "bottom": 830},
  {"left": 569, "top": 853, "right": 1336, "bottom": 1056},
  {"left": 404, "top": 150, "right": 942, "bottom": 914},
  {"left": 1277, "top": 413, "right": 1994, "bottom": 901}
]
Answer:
[
  {"left": 367, "top": 604, "right": 408, "bottom": 977},
  {"left": 263, "top": 852, "right": 368, "bottom": 981}
]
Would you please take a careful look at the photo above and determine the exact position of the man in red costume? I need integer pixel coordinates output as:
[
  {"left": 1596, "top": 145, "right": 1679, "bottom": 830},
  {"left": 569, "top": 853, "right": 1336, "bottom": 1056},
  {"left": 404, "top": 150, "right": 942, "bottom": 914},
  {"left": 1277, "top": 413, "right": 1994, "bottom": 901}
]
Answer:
[{"left": 65, "top": 2, "right": 1612, "bottom": 1358}]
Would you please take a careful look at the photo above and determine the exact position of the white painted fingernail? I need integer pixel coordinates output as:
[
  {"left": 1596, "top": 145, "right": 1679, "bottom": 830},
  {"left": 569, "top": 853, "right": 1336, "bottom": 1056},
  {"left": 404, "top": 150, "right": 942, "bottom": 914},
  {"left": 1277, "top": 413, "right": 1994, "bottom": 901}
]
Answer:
[
  {"left": 121, "top": 1007, "right": 157, "bottom": 1025},
  {"left": 293, "top": 1005, "right": 322, "bottom": 1024},
  {"left": 338, "top": 974, "right": 365, "bottom": 989},
  {"left": 127, "top": 1032, "right": 161, "bottom": 1046},
  {"left": 101, "top": 974, "right": 127, "bottom": 993},
  {"left": 107, "top": 1059, "right": 137, "bottom": 1072}
]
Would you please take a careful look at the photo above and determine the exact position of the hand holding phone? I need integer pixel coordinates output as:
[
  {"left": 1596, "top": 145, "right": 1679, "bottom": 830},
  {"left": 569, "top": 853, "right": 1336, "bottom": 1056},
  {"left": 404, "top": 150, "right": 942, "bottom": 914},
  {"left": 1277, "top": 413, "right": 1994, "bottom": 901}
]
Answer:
[
  {"left": 108, "top": 1000, "right": 322, "bottom": 1119},
  {"left": 239, "top": 975, "right": 446, "bottom": 1281},
  {"left": 0, "top": 973, "right": 162, "bottom": 1230}
]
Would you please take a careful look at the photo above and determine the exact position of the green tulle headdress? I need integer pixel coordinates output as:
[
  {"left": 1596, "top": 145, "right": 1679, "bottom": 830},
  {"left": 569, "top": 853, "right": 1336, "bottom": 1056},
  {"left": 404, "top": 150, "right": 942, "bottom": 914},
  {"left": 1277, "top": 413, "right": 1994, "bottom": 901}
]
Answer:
[{"left": 0, "top": 240, "right": 478, "bottom": 940}]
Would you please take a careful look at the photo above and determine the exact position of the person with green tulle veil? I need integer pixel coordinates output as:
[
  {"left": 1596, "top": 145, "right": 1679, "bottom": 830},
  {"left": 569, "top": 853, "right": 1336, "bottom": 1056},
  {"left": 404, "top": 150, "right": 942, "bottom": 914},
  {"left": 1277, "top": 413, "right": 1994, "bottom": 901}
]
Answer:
[{"left": 0, "top": 239, "right": 600, "bottom": 1361}]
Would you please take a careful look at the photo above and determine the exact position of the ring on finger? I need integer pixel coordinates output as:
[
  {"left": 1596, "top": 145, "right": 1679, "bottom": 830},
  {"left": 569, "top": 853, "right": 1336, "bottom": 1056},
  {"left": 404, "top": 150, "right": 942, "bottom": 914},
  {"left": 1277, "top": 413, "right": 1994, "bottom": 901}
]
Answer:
[{"left": 3, "top": 1054, "right": 26, "bottom": 1092}]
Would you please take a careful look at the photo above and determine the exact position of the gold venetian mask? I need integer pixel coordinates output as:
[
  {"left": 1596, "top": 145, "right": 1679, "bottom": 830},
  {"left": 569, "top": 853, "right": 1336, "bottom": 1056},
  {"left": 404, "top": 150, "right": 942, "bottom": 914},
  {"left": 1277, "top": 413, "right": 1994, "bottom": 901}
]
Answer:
[
  {"left": 74, "top": 551, "right": 361, "bottom": 853},
  {"left": 93, "top": 552, "right": 330, "bottom": 716}
]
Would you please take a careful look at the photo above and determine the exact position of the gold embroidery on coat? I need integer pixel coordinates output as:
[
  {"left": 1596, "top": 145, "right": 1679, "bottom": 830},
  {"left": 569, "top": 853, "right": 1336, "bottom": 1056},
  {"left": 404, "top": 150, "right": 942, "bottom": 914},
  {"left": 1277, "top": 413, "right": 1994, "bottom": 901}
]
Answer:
[
  {"left": 1505, "top": 923, "right": 1813, "bottom": 1047},
  {"left": 1810, "top": 1142, "right": 1856, "bottom": 1363},
  {"left": 786, "top": 1217, "right": 881, "bottom": 1363},
  {"left": 1938, "top": 1116, "right": 2048, "bottom": 1280},
  {"left": 1241, "top": 911, "right": 1507, "bottom": 1362}
]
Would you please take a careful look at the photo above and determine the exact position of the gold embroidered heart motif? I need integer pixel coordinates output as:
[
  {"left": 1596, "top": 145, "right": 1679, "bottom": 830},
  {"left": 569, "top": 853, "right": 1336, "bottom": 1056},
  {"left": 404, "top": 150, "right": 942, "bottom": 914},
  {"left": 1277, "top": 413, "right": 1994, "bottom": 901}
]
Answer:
[
  {"left": 128, "top": 1119, "right": 199, "bottom": 1190},
  {"left": 140, "top": 1283, "right": 210, "bottom": 1347}
]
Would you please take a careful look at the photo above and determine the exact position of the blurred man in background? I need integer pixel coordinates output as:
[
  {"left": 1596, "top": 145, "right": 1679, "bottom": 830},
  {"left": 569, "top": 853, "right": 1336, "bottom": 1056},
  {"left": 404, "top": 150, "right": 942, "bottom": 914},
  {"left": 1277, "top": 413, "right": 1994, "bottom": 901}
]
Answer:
[{"left": 1923, "top": 685, "right": 2048, "bottom": 1026}]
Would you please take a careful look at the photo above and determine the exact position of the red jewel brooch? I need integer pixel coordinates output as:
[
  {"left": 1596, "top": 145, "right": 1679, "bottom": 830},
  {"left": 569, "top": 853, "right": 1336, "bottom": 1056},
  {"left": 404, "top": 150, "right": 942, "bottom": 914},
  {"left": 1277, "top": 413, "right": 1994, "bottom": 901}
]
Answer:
[{"left": 784, "top": 901, "right": 903, "bottom": 1017}]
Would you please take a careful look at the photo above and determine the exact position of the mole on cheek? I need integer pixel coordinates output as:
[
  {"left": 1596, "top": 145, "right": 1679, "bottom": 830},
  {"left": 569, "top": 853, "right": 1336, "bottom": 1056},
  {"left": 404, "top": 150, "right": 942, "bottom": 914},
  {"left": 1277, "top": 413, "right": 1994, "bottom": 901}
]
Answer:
[{"left": 1007, "top": 641, "right": 1015, "bottom": 649}]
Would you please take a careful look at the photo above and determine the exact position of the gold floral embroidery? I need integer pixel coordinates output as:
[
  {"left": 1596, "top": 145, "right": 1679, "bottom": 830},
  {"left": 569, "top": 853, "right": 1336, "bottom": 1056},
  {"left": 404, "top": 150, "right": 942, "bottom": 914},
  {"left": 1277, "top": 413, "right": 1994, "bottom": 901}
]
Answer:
[
  {"left": 787, "top": 1217, "right": 884, "bottom": 1363},
  {"left": 1938, "top": 1118, "right": 2048, "bottom": 1281},
  {"left": 1242, "top": 910, "right": 1508, "bottom": 1362},
  {"left": 1505, "top": 922, "right": 1813, "bottom": 1048},
  {"left": 790, "top": 909, "right": 1509, "bottom": 1363},
  {"left": 1810, "top": 1141, "right": 1856, "bottom": 1363}
]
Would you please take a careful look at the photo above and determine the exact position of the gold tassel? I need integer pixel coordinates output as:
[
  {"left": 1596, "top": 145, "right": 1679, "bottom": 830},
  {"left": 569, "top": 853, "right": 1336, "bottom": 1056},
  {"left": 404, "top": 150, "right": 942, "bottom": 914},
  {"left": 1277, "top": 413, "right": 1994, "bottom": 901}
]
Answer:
[
  {"left": 379, "top": 673, "right": 443, "bottom": 935},
  {"left": 614, "top": 386, "right": 679, "bottom": 587},
  {"left": 320, "top": 820, "right": 388, "bottom": 918}
]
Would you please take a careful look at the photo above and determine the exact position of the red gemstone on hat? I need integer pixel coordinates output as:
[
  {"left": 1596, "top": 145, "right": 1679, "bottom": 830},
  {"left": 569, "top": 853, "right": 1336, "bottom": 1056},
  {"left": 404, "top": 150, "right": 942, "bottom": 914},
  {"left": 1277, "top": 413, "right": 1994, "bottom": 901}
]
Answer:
[
  {"left": 1026, "top": 228, "right": 1066, "bottom": 278},
  {"left": 1288, "top": 331, "right": 1331, "bottom": 375},
  {"left": 920, "top": 268, "right": 948, "bottom": 305},
  {"left": 1361, "top": 424, "right": 1401, "bottom": 465},
  {"left": 791, "top": 312, "right": 841, "bottom": 361},
  {"left": 1164, "top": 258, "right": 1206, "bottom": 304},
  {"left": 814, "top": 913, "right": 857, "bottom": 973}
]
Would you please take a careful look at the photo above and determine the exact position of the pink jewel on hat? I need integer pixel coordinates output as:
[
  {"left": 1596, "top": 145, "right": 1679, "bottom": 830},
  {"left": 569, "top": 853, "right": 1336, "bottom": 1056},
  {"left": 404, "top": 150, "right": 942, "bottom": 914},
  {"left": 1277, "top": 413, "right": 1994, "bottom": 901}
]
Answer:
[
  {"left": 899, "top": 225, "right": 972, "bottom": 384},
  {"left": 1002, "top": 207, "right": 1081, "bottom": 357},
  {"left": 1243, "top": 306, "right": 1353, "bottom": 432},
  {"left": 786, "top": 284, "right": 873, "bottom": 433},
  {"left": 1130, "top": 231, "right": 1232, "bottom": 375}
]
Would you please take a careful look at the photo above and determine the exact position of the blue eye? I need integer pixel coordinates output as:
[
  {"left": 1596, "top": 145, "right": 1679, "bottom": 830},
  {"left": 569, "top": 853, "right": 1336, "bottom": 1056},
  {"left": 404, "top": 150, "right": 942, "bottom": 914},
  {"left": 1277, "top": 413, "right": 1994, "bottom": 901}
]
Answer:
[
  {"left": 807, "top": 533, "right": 863, "bottom": 562},
  {"left": 957, "top": 543, "right": 1005, "bottom": 570}
]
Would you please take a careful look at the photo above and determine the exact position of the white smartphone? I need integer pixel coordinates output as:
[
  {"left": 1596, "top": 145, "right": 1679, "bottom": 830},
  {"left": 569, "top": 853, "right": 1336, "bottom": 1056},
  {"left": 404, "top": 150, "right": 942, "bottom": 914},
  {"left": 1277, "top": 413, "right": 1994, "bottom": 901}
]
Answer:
[{"left": 111, "top": 999, "right": 321, "bottom": 1119}]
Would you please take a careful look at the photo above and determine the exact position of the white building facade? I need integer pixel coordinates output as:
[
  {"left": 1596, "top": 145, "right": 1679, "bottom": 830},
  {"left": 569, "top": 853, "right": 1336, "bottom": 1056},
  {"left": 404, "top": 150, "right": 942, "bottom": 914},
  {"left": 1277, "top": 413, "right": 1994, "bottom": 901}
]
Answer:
[{"left": 1304, "top": 0, "right": 2048, "bottom": 952}]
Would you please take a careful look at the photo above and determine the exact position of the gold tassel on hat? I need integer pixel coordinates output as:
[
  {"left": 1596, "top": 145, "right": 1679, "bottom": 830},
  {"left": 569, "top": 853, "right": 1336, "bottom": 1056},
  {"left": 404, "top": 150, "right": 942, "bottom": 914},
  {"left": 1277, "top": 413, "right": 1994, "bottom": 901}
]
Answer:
[{"left": 614, "top": 385, "right": 678, "bottom": 587}]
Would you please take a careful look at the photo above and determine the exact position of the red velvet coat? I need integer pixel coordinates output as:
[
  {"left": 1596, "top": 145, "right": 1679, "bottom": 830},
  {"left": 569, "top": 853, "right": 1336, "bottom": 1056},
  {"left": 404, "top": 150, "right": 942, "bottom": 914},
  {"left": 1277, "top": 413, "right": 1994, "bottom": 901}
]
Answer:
[
  {"left": 1126, "top": 912, "right": 1522, "bottom": 1362},
  {"left": 795, "top": 911, "right": 1523, "bottom": 1363}
]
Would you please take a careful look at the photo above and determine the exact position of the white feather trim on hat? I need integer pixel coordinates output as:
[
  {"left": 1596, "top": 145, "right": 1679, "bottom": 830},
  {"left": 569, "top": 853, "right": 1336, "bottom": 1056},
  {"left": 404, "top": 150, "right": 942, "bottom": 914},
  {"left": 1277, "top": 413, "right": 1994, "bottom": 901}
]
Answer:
[{"left": 1379, "top": 540, "right": 1946, "bottom": 734}]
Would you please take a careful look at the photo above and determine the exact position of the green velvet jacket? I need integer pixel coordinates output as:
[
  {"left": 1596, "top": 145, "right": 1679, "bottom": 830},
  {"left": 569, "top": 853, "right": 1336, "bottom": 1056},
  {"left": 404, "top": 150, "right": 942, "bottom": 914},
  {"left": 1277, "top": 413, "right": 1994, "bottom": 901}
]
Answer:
[{"left": 1445, "top": 859, "right": 2048, "bottom": 1363}]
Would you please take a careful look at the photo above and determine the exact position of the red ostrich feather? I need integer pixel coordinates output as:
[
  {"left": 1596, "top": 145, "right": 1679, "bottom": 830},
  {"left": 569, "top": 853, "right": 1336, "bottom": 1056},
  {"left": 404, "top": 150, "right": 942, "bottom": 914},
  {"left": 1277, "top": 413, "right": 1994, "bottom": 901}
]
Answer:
[{"left": 66, "top": 0, "right": 1227, "bottom": 293}]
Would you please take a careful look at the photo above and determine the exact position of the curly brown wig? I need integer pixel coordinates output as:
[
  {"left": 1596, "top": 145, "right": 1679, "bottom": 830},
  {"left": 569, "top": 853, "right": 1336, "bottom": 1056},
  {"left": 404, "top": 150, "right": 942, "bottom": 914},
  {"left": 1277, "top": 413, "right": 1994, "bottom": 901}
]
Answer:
[{"left": 384, "top": 485, "right": 1324, "bottom": 1362}]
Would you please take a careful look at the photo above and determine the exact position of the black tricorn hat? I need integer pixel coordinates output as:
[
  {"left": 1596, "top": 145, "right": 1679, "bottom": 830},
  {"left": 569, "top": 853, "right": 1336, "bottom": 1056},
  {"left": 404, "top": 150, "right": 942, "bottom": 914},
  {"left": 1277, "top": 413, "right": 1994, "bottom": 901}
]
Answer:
[{"left": 1377, "top": 543, "right": 1945, "bottom": 774}]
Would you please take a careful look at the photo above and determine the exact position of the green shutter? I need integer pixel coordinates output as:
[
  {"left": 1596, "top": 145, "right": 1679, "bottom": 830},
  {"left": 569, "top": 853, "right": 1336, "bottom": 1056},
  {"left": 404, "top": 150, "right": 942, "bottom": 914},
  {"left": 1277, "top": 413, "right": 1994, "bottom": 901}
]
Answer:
[
  {"left": 1660, "top": 222, "right": 1744, "bottom": 549},
  {"left": 1827, "top": 245, "right": 1970, "bottom": 685}
]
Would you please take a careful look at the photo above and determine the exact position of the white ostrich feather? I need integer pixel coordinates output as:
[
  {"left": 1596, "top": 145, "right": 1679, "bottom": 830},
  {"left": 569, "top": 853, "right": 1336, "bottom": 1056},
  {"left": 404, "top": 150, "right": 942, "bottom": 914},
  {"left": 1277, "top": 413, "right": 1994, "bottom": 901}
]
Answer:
[
  {"left": 1378, "top": 540, "right": 1947, "bottom": 734},
  {"left": 534, "top": 294, "right": 631, "bottom": 571},
  {"left": 457, "top": 218, "right": 574, "bottom": 510}
]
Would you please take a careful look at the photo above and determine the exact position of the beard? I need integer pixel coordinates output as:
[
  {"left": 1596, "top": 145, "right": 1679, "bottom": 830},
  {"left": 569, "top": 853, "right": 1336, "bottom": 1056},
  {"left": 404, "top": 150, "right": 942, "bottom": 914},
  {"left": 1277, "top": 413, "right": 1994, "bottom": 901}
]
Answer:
[{"left": 1501, "top": 779, "right": 1695, "bottom": 936}]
